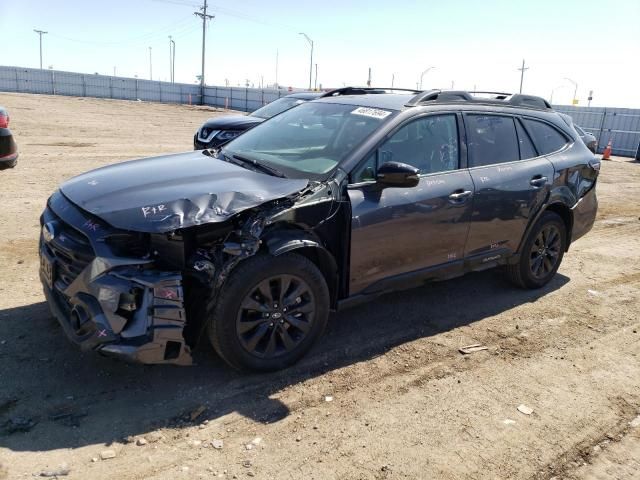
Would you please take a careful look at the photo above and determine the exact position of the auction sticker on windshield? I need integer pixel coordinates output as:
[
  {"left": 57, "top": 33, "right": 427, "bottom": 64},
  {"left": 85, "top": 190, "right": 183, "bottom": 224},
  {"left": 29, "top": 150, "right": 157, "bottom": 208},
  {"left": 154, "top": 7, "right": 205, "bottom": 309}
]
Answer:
[{"left": 351, "top": 107, "right": 392, "bottom": 119}]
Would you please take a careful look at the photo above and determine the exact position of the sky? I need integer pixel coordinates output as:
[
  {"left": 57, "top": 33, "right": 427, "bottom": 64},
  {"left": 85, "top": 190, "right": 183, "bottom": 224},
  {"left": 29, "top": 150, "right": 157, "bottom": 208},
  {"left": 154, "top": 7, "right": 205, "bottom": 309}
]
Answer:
[{"left": 1, "top": 0, "right": 639, "bottom": 107}]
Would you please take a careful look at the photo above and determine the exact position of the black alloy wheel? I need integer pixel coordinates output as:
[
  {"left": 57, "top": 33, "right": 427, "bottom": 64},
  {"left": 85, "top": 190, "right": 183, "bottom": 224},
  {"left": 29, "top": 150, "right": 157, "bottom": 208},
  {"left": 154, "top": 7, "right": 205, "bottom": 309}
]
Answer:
[
  {"left": 236, "top": 274, "right": 315, "bottom": 359},
  {"left": 206, "top": 252, "right": 329, "bottom": 371},
  {"left": 529, "top": 224, "right": 562, "bottom": 279},
  {"left": 505, "top": 211, "right": 566, "bottom": 289}
]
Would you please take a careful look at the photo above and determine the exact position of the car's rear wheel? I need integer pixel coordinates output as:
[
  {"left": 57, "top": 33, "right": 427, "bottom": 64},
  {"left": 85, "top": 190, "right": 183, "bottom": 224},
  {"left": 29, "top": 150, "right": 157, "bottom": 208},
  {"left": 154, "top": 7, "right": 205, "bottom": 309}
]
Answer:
[
  {"left": 207, "top": 253, "right": 329, "bottom": 371},
  {"left": 506, "top": 211, "right": 566, "bottom": 289}
]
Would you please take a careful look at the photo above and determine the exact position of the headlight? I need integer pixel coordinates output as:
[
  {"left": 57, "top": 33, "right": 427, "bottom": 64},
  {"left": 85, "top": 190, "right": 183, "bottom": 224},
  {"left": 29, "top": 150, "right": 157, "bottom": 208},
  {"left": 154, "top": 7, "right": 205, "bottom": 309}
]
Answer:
[
  {"left": 216, "top": 130, "right": 242, "bottom": 140},
  {"left": 198, "top": 128, "right": 219, "bottom": 141}
]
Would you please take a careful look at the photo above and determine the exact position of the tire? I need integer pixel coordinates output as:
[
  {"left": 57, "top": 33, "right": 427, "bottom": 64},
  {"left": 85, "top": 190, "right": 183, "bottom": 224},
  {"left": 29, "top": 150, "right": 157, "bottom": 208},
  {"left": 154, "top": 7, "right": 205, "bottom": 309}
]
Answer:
[
  {"left": 505, "top": 211, "right": 567, "bottom": 289},
  {"left": 207, "top": 252, "right": 330, "bottom": 372}
]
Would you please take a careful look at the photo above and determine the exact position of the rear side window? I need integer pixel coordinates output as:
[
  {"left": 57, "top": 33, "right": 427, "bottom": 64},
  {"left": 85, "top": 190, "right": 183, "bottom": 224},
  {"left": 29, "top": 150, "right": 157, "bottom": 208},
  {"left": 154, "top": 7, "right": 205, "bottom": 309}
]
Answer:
[
  {"left": 522, "top": 118, "right": 568, "bottom": 155},
  {"left": 515, "top": 120, "right": 538, "bottom": 159},
  {"left": 466, "top": 115, "right": 520, "bottom": 167}
]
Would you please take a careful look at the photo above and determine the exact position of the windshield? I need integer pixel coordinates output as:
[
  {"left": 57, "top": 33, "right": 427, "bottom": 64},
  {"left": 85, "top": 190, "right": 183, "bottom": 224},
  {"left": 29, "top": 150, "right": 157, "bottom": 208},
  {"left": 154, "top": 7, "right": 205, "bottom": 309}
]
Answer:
[
  {"left": 223, "top": 102, "right": 396, "bottom": 178},
  {"left": 250, "top": 97, "right": 307, "bottom": 119}
]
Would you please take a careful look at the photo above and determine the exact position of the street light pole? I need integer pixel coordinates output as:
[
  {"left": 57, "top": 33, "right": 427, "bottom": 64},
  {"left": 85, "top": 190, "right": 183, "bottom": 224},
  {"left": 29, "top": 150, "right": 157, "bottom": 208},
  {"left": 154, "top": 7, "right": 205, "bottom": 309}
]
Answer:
[
  {"left": 148, "top": 46, "right": 153, "bottom": 80},
  {"left": 299, "top": 33, "right": 313, "bottom": 90},
  {"left": 34, "top": 30, "right": 48, "bottom": 69},
  {"left": 168, "top": 36, "right": 173, "bottom": 82},
  {"left": 564, "top": 77, "right": 578, "bottom": 104},
  {"left": 168, "top": 36, "right": 176, "bottom": 82},
  {"left": 419, "top": 66, "right": 435, "bottom": 90},
  {"left": 550, "top": 85, "right": 565, "bottom": 104}
]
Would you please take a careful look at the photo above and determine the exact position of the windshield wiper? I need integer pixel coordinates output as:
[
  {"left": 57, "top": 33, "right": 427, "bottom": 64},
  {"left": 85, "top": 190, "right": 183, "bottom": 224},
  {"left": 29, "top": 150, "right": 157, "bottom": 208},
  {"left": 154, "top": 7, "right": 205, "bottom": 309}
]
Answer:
[{"left": 229, "top": 154, "right": 286, "bottom": 178}]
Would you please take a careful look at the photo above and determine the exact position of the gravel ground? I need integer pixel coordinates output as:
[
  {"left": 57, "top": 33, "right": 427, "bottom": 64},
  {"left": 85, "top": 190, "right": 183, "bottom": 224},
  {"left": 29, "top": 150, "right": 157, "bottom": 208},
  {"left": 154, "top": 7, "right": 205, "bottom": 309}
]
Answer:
[{"left": 0, "top": 92, "right": 639, "bottom": 480}]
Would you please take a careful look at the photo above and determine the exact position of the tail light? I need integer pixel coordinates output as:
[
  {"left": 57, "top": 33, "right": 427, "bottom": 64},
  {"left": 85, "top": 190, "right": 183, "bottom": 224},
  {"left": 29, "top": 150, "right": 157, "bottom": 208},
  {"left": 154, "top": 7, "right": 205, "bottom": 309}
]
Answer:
[{"left": 0, "top": 113, "right": 8, "bottom": 129}]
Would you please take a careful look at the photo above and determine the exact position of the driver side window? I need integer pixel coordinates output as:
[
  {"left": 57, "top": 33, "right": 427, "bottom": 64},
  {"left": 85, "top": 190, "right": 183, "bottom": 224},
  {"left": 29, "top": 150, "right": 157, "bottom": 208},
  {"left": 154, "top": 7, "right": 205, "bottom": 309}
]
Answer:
[{"left": 351, "top": 114, "right": 459, "bottom": 184}]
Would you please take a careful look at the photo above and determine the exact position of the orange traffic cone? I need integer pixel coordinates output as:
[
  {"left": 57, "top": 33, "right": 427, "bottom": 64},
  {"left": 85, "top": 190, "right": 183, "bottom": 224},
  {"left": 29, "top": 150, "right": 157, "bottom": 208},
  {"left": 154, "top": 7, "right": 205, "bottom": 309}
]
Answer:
[{"left": 602, "top": 140, "right": 612, "bottom": 160}]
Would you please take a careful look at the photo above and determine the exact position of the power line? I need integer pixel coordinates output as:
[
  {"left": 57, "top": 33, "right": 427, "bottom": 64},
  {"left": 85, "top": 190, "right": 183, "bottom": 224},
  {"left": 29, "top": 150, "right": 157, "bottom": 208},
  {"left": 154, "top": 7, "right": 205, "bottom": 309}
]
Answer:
[{"left": 47, "top": 15, "right": 195, "bottom": 46}]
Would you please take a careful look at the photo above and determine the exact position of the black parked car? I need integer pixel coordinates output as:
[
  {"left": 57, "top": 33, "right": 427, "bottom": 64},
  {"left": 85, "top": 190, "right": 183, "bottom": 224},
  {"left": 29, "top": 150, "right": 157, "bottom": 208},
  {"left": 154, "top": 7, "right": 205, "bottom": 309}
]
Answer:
[
  {"left": 40, "top": 89, "right": 598, "bottom": 371},
  {"left": 0, "top": 106, "right": 18, "bottom": 169},
  {"left": 558, "top": 113, "right": 597, "bottom": 153},
  {"left": 194, "top": 87, "right": 393, "bottom": 149}
]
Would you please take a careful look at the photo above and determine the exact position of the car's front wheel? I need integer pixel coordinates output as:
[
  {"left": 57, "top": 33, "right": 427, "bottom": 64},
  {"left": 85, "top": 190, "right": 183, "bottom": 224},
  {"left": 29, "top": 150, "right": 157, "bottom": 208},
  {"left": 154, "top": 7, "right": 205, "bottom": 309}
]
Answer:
[
  {"left": 207, "top": 253, "right": 330, "bottom": 371},
  {"left": 506, "top": 211, "right": 567, "bottom": 289}
]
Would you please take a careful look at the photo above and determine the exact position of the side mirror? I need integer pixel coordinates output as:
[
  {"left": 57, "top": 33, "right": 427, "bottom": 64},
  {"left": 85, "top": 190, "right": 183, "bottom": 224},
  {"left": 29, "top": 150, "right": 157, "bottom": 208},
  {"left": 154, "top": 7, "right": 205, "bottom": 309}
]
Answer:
[{"left": 376, "top": 161, "right": 420, "bottom": 188}]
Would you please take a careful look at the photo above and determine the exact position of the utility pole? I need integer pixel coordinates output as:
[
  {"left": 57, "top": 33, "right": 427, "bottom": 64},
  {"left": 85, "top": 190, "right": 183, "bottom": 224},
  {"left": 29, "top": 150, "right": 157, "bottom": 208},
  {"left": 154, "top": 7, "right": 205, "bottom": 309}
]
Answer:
[
  {"left": 314, "top": 64, "right": 318, "bottom": 90},
  {"left": 34, "top": 29, "right": 48, "bottom": 69},
  {"left": 299, "top": 33, "right": 313, "bottom": 90},
  {"left": 148, "top": 46, "right": 153, "bottom": 80},
  {"left": 195, "top": 0, "right": 215, "bottom": 103},
  {"left": 367, "top": 67, "right": 371, "bottom": 87},
  {"left": 275, "top": 49, "right": 279, "bottom": 88},
  {"left": 391, "top": 73, "right": 395, "bottom": 88},
  {"left": 517, "top": 59, "right": 528, "bottom": 93}
]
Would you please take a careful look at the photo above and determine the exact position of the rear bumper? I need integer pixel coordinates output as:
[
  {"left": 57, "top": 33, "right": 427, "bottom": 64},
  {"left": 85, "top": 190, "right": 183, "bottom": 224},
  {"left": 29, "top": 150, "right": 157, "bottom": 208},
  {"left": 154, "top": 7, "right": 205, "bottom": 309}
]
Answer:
[
  {"left": 0, "top": 129, "right": 17, "bottom": 167},
  {"left": 571, "top": 186, "right": 598, "bottom": 243}
]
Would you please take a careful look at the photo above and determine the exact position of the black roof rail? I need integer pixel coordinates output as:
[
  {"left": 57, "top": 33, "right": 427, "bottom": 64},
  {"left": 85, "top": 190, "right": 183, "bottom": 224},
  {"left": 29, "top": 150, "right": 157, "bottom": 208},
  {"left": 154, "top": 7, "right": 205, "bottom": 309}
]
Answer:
[
  {"left": 405, "top": 89, "right": 474, "bottom": 106},
  {"left": 320, "top": 86, "right": 421, "bottom": 97},
  {"left": 405, "top": 89, "right": 552, "bottom": 111}
]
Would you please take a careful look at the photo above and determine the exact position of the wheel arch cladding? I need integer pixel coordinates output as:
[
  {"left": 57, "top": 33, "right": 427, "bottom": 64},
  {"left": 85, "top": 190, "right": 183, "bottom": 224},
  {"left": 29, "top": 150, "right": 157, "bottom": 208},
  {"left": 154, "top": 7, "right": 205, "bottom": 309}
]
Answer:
[
  {"left": 264, "top": 231, "right": 339, "bottom": 309},
  {"left": 544, "top": 202, "right": 573, "bottom": 250}
]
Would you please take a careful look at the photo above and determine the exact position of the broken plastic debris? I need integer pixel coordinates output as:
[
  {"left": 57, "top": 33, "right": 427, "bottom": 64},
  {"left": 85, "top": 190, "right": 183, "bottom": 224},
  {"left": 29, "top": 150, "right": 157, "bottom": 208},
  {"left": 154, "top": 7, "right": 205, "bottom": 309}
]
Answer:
[
  {"left": 587, "top": 289, "right": 600, "bottom": 296},
  {"left": 39, "top": 463, "right": 71, "bottom": 477},
  {"left": 503, "top": 419, "right": 517, "bottom": 425},
  {"left": 324, "top": 395, "right": 333, "bottom": 402},
  {"left": 517, "top": 404, "right": 534, "bottom": 415},
  {"left": 459, "top": 344, "right": 488, "bottom": 354},
  {"left": 211, "top": 439, "right": 224, "bottom": 449}
]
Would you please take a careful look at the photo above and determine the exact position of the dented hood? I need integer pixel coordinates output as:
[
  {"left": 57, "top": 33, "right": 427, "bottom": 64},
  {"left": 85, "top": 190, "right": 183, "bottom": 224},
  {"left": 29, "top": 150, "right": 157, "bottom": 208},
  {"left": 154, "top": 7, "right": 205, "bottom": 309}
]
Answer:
[{"left": 60, "top": 151, "right": 308, "bottom": 233}]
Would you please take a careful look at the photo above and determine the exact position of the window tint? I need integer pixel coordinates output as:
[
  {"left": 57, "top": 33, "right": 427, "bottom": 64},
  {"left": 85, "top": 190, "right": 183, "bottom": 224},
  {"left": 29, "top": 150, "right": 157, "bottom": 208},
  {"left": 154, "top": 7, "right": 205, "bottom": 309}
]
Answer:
[
  {"left": 522, "top": 118, "right": 568, "bottom": 155},
  {"left": 466, "top": 115, "right": 519, "bottom": 167},
  {"left": 377, "top": 114, "right": 459, "bottom": 174},
  {"left": 515, "top": 120, "right": 538, "bottom": 159}
]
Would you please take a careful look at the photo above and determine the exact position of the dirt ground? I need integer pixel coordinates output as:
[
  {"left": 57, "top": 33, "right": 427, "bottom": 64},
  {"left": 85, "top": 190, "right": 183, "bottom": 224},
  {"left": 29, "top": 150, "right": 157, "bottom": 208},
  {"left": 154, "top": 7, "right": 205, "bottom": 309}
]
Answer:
[{"left": 0, "top": 92, "right": 639, "bottom": 480}]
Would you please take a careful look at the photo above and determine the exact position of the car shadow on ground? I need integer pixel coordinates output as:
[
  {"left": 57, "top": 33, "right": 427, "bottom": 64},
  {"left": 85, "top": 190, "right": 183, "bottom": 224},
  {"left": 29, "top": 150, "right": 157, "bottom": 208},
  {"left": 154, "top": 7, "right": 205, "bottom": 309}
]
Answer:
[{"left": 0, "top": 269, "right": 569, "bottom": 452}]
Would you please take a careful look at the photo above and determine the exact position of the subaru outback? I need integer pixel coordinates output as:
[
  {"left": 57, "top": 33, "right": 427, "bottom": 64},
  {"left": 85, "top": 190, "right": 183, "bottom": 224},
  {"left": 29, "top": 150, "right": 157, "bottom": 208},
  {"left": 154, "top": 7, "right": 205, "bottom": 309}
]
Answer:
[{"left": 39, "top": 89, "right": 599, "bottom": 371}]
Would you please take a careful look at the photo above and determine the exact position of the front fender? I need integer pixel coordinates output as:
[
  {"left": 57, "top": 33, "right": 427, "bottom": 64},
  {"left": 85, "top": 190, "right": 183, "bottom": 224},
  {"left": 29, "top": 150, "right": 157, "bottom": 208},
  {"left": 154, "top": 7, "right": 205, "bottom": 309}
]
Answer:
[{"left": 263, "top": 228, "right": 339, "bottom": 308}]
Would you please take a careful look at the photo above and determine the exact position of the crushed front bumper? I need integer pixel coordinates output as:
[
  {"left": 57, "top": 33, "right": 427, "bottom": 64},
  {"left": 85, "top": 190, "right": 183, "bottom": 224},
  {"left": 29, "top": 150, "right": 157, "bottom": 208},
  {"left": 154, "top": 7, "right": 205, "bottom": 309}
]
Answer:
[{"left": 39, "top": 191, "right": 192, "bottom": 365}]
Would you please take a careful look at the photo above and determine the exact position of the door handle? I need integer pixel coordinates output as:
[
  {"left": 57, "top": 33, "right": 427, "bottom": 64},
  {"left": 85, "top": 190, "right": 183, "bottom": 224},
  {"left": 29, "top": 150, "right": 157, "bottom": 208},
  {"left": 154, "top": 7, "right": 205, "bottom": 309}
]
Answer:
[
  {"left": 448, "top": 189, "right": 472, "bottom": 201},
  {"left": 530, "top": 175, "right": 548, "bottom": 187}
]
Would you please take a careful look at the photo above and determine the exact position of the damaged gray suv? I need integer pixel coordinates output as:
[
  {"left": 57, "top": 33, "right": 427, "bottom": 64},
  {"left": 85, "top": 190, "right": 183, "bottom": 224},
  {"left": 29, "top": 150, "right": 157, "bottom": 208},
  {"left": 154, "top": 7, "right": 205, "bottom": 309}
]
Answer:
[{"left": 39, "top": 89, "right": 599, "bottom": 371}]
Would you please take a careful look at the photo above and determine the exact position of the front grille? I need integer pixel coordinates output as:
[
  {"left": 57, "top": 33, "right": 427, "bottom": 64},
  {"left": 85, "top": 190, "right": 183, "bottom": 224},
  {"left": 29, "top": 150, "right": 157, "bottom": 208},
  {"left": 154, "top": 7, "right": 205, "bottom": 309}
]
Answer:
[{"left": 43, "top": 213, "right": 95, "bottom": 291}]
